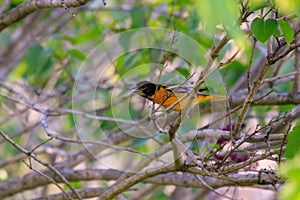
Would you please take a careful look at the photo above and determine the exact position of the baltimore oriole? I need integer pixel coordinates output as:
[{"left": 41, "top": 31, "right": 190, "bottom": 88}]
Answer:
[{"left": 134, "top": 81, "right": 226, "bottom": 112}]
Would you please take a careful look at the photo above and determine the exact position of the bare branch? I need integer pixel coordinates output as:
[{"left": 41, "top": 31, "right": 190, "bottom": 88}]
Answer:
[
  {"left": 293, "top": 31, "right": 300, "bottom": 94},
  {"left": 0, "top": 129, "right": 82, "bottom": 199},
  {"left": 0, "top": 0, "right": 90, "bottom": 31},
  {"left": 233, "top": 61, "right": 271, "bottom": 138}
]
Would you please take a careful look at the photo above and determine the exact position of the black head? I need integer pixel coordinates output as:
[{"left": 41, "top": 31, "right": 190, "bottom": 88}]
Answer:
[{"left": 136, "top": 81, "right": 159, "bottom": 97}]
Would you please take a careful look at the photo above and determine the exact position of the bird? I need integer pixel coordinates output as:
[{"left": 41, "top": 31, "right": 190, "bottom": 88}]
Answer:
[{"left": 133, "top": 81, "right": 226, "bottom": 112}]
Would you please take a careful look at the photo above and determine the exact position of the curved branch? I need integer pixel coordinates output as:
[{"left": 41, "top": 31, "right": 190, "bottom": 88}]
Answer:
[
  {"left": 6, "top": 168, "right": 280, "bottom": 200},
  {"left": 0, "top": 0, "right": 90, "bottom": 31},
  {"left": 231, "top": 93, "right": 300, "bottom": 106}
]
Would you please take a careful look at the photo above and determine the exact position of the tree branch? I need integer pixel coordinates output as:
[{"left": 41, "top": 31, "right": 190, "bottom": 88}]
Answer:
[
  {"left": 0, "top": 0, "right": 90, "bottom": 31},
  {"left": 4, "top": 168, "right": 281, "bottom": 200},
  {"left": 231, "top": 92, "right": 300, "bottom": 106}
]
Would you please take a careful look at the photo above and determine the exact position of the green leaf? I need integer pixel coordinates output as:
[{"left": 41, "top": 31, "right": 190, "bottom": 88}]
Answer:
[
  {"left": 278, "top": 20, "right": 294, "bottom": 44},
  {"left": 251, "top": 18, "right": 264, "bottom": 40},
  {"left": 67, "top": 49, "right": 86, "bottom": 60},
  {"left": 187, "top": 8, "right": 200, "bottom": 32},
  {"left": 175, "top": 67, "right": 190, "bottom": 79},
  {"left": 26, "top": 45, "right": 53, "bottom": 68},
  {"left": 221, "top": 61, "right": 247, "bottom": 89},
  {"left": 24, "top": 44, "right": 54, "bottom": 85},
  {"left": 273, "top": 28, "right": 281, "bottom": 38},
  {"left": 68, "top": 181, "right": 83, "bottom": 189},
  {"left": 251, "top": 18, "right": 278, "bottom": 43},
  {"left": 278, "top": 105, "right": 294, "bottom": 113},
  {"left": 286, "top": 126, "right": 300, "bottom": 159},
  {"left": 249, "top": 0, "right": 269, "bottom": 11},
  {"left": 130, "top": 5, "right": 151, "bottom": 28},
  {"left": 279, "top": 152, "right": 300, "bottom": 200},
  {"left": 196, "top": 0, "right": 239, "bottom": 31},
  {"left": 123, "top": 53, "right": 138, "bottom": 71},
  {"left": 60, "top": 35, "right": 78, "bottom": 45}
]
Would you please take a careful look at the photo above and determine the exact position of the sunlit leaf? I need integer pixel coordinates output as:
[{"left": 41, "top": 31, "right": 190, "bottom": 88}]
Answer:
[
  {"left": 249, "top": 0, "right": 269, "bottom": 11},
  {"left": 286, "top": 126, "right": 300, "bottom": 159},
  {"left": 278, "top": 20, "right": 294, "bottom": 44}
]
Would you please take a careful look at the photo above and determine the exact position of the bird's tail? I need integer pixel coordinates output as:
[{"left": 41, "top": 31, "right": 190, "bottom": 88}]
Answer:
[
  {"left": 195, "top": 94, "right": 226, "bottom": 104},
  {"left": 210, "top": 95, "right": 226, "bottom": 101}
]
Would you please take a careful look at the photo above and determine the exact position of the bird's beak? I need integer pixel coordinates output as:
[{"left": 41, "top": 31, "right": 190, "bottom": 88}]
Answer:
[
  {"left": 130, "top": 86, "right": 145, "bottom": 97},
  {"left": 130, "top": 86, "right": 138, "bottom": 94}
]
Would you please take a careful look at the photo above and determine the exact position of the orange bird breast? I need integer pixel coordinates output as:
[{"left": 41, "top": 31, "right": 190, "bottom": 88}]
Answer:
[{"left": 148, "top": 87, "right": 214, "bottom": 111}]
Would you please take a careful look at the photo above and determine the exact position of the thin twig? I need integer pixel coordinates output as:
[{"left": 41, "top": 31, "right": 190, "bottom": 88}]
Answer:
[{"left": 0, "top": 129, "right": 81, "bottom": 199}]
